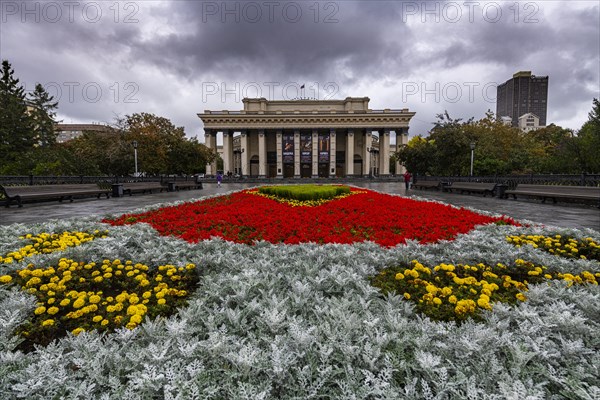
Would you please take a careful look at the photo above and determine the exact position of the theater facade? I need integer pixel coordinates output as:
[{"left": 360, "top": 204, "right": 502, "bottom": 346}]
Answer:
[{"left": 198, "top": 97, "right": 415, "bottom": 178}]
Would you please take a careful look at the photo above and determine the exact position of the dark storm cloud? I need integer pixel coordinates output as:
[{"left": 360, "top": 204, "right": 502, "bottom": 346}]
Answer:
[
  {"left": 1, "top": 0, "right": 598, "bottom": 136},
  {"left": 127, "top": 1, "right": 414, "bottom": 84}
]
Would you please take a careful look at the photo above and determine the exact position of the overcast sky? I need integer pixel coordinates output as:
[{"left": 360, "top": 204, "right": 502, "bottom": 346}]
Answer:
[{"left": 2, "top": 0, "right": 598, "bottom": 141}]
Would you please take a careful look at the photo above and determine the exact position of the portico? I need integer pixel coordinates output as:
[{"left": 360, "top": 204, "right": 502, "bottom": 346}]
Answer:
[{"left": 198, "top": 97, "right": 415, "bottom": 178}]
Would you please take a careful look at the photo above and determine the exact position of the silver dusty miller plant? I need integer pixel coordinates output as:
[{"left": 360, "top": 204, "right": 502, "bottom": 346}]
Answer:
[{"left": 0, "top": 189, "right": 598, "bottom": 399}]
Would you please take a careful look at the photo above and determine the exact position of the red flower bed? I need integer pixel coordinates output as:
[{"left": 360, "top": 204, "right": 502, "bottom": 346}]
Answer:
[{"left": 104, "top": 189, "right": 517, "bottom": 247}]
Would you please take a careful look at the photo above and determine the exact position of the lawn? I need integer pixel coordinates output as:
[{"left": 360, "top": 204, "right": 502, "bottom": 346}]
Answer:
[{"left": 0, "top": 187, "right": 598, "bottom": 399}]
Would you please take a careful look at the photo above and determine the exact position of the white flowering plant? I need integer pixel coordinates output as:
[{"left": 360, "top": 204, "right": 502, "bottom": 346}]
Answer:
[{"left": 0, "top": 188, "right": 598, "bottom": 399}]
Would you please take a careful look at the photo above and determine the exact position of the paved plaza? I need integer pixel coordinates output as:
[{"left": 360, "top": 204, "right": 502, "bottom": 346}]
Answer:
[{"left": 0, "top": 182, "right": 598, "bottom": 231}]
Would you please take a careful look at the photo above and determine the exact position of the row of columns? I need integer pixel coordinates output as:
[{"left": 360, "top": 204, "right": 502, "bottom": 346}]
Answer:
[{"left": 205, "top": 127, "right": 408, "bottom": 177}]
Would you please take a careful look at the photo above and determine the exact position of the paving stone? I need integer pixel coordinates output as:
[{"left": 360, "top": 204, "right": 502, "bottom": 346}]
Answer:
[{"left": 1, "top": 182, "right": 598, "bottom": 232}]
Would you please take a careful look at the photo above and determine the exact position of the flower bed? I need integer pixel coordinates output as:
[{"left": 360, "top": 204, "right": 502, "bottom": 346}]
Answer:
[
  {"left": 105, "top": 188, "right": 517, "bottom": 246},
  {"left": 0, "top": 187, "right": 598, "bottom": 399}
]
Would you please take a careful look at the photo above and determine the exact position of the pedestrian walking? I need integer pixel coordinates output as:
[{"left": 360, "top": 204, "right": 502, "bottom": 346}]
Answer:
[
  {"left": 403, "top": 171, "right": 412, "bottom": 190},
  {"left": 216, "top": 172, "right": 223, "bottom": 188}
]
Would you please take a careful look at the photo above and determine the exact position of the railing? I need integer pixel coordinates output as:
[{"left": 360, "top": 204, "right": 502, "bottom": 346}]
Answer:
[
  {"left": 0, "top": 175, "right": 198, "bottom": 186},
  {"left": 414, "top": 174, "right": 600, "bottom": 188}
]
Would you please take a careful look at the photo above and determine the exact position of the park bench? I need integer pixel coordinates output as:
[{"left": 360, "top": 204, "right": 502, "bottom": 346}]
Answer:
[
  {"left": 1, "top": 184, "right": 110, "bottom": 208},
  {"left": 412, "top": 180, "right": 441, "bottom": 190},
  {"left": 121, "top": 182, "right": 165, "bottom": 196},
  {"left": 166, "top": 179, "right": 203, "bottom": 191},
  {"left": 447, "top": 182, "right": 498, "bottom": 197},
  {"left": 504, "top": 184, "right": 600, "bottom": 206}
]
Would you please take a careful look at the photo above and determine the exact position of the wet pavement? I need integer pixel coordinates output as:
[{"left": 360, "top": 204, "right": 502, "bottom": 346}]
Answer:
[{"left": 1, "top": 182, "right": 598, "bottom": 232}]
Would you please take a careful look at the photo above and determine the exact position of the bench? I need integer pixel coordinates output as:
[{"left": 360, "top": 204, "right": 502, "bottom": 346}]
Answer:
[
  {"left": 447, "top": 182, "right": 497, "bottom": 197},
  {"left": 504, "top": 184, "right": 600, "bottom": 206},
  {"left": 1, "top": 184, "right": 110, "bottom": 208},
  {"left": 412, "top": 180, "right": 441, "bottom": 190},
  {"left": 168, "top": 181, "right": 203, "bottom": 191},
  {"left": 121, "top": 182, "right": 165, "bottom": 196}
]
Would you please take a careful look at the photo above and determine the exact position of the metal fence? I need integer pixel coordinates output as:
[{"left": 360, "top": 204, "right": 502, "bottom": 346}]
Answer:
[
  {"left": 1, "top": 174, "right": 600, "bottom": 188},
  {"left": 0, "top": 175, "right": 198, "bottom": 186},
  {"left": 414, "top": 174, "right": 600, "bottom": 189}
]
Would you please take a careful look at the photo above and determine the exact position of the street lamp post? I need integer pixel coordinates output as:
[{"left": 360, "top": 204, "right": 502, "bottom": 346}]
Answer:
[
  {"left": 132, "top": 141, "right": 138, "bottom": 176},
  {"left": 470, "top": 142, "right": 476, "bottom": 177}
]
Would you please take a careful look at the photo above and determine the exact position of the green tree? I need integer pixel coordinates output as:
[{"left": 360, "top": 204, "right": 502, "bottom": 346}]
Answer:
[
  {"left": 28, "top": 83, "right": 59, "bottom": 147},
  {"left": 0, "top": 60, "right": 35, "bottom": 164},
  {"left": 394, "top": 136, "right": 436, "bottom": 175},
  {"left": 576, "top": 98, "right": 600, "bottom": 173},
  {"left": 428, "top": 112, "right": 475, "bottom": 175}
]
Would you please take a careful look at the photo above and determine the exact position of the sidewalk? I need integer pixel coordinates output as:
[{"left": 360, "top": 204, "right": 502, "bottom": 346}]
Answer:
[{"left": 1, "top": 182, "right": 598, "bottom": 231}]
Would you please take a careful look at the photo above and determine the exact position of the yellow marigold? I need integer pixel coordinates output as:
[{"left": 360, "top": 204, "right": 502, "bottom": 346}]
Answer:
[
  {"left": 101, "top": 319, "right": 109, "bottom": 326},
  {"left": 125, "top": 322, "right": 137, "bottom": 330},
  {"left": 115, "top": 293, "right": 128, "bottom": 303},
  {"left": 34, "top": 306, "right": 47, "bottom": 315},
  {"left": 89, "top": 295, "right": 101, "bottom": 304},
  {"left": 60, "top": 298, "right": 70, "bottom": 306},
  {"left": 0, "top": 275, "right": 12, "bottom": 284},
  {"left": 127, "top": 305, "right": 138, "bottom": 315},
  {"left": 433, "top": 297, "right": 442, "bottom": 305},
  {"left": 157, "top": 298, "right": 166, "bottom": 305},
  {"left": 130, "top": 314, "right": 142, "bottom": 324},
  {"left": 72, "top": 327, "right": 85, "bottom": 336},
  {"left": 92, "top": 315, "right": 103, "bottom": 323},
  {"left": 395, "top": 273, "right": 405, "bottom": 280},
  {"left": 41, "top": 319, "right": 55, "bottom": 327},
  {"left": 47, "top": 306, "right": 59, "bottom": 315},
  {"left": 516, "top": 293, "right": 527, "bottom": 302},
  {"left": 448, "top": 295, "right": 457, "bottom": 304},
  {"left": 403, "top": 292, "right": 411, "bottom": 300},
  {"left": 72, "top": 298, "right": 85, "bottom": 309}
]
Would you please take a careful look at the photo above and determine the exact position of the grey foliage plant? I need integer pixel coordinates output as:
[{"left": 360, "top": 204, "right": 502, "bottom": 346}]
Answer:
[{"left": 0, "top": 189, "right": 598, "bottom": 399}]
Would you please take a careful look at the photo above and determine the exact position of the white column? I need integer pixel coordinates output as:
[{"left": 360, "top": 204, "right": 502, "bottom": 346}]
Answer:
[
  {"left": 258, "top": 129, "right": 266, "bottom": 178},
  {"left": 240, "top": 130, "right": 248, "bottom": 177},
  {"left": 397, "top": 127, "right": 409, "bottom": 174},
  {"left": 222, "top": 130, "right": 232, "bottom": 175},
  {"left": 294, "top": 130, "right": 300, "bottom": 178},
  {"left": 205, "top": 129, "right": 217, "bottom": 175},
  {"left": 276, "top": 130, "right": 283, "bottom": 178},
  {"left": 329, "top": 129, "right": 336, "bottom": 178},
  {"left": 345, "top": 129, "right": 354, "bottom": 176},
  {"left": 363, "top": 129, "right": 372, "bottom": 177},
  {"left": 312, "top": 129, "right": 319, "bottom": 178},
  {"left": 379, "top": 129, "right": 390, "bottom": 176}
]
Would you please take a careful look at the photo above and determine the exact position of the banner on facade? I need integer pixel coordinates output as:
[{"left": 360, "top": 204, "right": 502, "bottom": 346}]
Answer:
[
  {"left": 318, "top": 133, "right": 330, "bottom": 163},
  {"left": 300, "top": 134, "right": 312, "bottom": 163},
  {"left": 282, "top": 133, "right": 294, "bottom": 163}
]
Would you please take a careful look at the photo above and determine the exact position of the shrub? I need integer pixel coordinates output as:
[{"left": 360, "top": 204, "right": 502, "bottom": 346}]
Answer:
[{"left": 258, "top": 184, "right": 351, "bottom": 202}]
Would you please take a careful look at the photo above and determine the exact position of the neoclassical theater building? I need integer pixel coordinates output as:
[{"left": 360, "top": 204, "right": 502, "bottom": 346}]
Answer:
[{"left": 198, "top": 97, "right": 415, "bottom": 178}]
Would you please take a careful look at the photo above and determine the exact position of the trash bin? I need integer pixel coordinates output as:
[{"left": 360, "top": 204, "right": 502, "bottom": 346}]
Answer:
[
  {"left": 495, "top": 184, "right": 508, "bottom": 198},
  {"left": 112, "top": 184, "right": 123, "bottom": 198}
]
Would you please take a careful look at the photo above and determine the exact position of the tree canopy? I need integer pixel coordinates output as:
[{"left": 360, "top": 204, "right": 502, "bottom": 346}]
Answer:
[{"left": 394, "top": 101, "right": 600, "bottom": 176}]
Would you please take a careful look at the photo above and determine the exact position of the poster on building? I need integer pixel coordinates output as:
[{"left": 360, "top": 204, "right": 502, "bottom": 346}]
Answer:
[
  {"left": 282, "top": 134, "right": 294, "bottom": 163},
  {"left": 300, "top": 134, "right": 312, "bottom": 163},
  {"left": 318, "top": 133, "right": 330, "bottom": 163}
]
